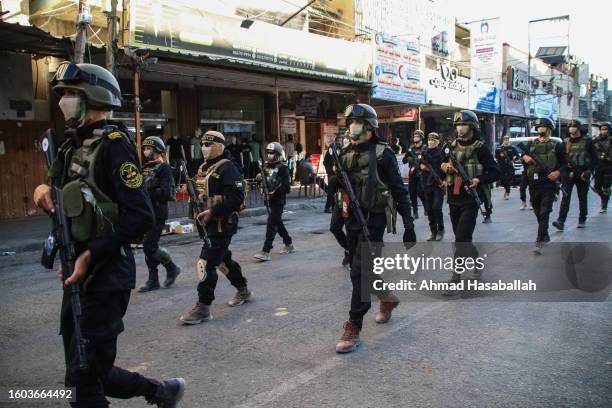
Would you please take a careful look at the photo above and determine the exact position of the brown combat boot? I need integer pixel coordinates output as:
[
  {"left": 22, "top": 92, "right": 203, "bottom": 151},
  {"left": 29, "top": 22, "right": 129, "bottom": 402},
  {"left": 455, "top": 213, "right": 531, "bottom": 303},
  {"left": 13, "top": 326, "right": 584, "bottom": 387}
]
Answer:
[
  {"left": 375, "top": 293, "right": 400, "bottom": 323},
  {"left": 335, "top": 321, "right": 361, "bottom": 353}
]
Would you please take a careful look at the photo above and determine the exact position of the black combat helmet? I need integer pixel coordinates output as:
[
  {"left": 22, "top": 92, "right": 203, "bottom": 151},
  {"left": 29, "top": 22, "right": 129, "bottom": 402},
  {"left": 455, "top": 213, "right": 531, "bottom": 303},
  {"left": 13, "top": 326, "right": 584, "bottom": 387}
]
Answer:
[
  {"left": 344, "top": 104, "right": 378, "bottom": 129},
  {"left": 143, "top": 136, "right": 166, "bottom": 153},
  {"left": 533, "top": 117, "right": 555, "bottom": 130},
  {"left": 453, "top": 110, "right": 480, "bottom": 129},
  {"left": 568, "top": 119, "right": 583, "bottom": 128}
]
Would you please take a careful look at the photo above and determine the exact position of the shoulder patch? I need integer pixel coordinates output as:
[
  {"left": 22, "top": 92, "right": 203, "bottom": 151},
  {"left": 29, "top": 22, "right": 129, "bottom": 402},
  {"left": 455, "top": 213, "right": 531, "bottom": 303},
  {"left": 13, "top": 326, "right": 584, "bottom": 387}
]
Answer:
[
  {"left": 107, "top": 131, "right": 124, "bottom": 141},
  {"left": 119, "top": 162, "right": 143, "bottom": 188}
]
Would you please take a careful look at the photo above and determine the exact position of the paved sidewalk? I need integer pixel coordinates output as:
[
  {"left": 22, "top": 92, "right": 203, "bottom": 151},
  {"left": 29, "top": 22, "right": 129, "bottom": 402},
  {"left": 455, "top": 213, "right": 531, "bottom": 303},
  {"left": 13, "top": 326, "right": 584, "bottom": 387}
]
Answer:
[{"left": 0, "top": 192, "right": 326, "bottom": 254}]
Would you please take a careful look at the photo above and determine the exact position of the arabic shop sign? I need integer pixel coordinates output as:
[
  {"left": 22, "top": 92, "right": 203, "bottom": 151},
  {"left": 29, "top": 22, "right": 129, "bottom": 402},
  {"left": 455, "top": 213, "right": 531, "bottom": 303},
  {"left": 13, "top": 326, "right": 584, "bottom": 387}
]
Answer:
[
  {"left": 424, "top": 64, "right": 469, "bottom": 108},
  {"left": 128, "top": 0, "right": 371, "bottom": 82}
]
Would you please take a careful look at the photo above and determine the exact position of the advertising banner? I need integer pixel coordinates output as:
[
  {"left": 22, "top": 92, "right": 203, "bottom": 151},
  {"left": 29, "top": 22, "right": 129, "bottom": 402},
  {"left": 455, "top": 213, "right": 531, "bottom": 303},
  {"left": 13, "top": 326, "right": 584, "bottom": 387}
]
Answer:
[
  {"left": 129, "top": 0, "right": 371, "bottom": 82},
  {"left": 356, "top": 0, "right": 455, "bottom": 58},
  {"left": 469, "top": 18, "right": 502, "bottom": 85},
  {"left": 531, "top": 89, "right": 559, "bottom": 122},
  {"left": 423, "top": 65, "right": 469, "bottom": 108},
  {"left": 468, "top": 80, "right": 500, "bottom": 114},
  {"left": 372, "top": 32, "right": 425, "bottom": 105},
  {"left": 502, "top": 90, "right": 529, "bottom": 117}
]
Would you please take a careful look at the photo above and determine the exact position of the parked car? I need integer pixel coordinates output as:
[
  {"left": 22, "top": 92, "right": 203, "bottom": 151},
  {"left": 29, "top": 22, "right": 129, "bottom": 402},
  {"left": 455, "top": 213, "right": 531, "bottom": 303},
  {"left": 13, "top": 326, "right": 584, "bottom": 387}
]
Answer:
[{"left": 508, "top": 136, "right": 563, "bottom": 185}]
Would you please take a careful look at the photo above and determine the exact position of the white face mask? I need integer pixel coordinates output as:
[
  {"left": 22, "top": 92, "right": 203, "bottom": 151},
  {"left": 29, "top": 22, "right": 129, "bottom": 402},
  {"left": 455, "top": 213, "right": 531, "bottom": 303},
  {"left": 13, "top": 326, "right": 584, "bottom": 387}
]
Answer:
[
  {"left": 456, "top": 125, "right": 471, "bottom": 139},
  {"left": 202, "top": 145, "right": 213, "bottom": 159},
  {"left": 427, "top": 140, "right": 438, "bottom": 149},
  {"left": 349, "top": 123, "right": 364, "bottom": 140},
  {"left": 59, "top": 95, "right": 82, "bottom": 127},
  {"left": 413, "top": 138, "right": 422, "bottom": 145},
  {"left": 267, "top": 153, "right": 276, "bottom": 161},
  {"left": 143, "top": 148, "right": 154, "bottom": 159}
]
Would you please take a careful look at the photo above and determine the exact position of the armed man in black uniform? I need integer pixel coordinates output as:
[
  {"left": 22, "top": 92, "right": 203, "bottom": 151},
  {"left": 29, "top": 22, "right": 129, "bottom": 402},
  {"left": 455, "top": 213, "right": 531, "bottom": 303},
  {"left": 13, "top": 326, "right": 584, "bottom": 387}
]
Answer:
[
  {"left": 496, "top": 135, "right": 517, "bottom": 200},
  {"left": 593, "top": 121, "right": 612, "bottom": 213},
  {"left": 553, "top": 119, "right": 597, "bottom": 230},
  {"left": 419, "top": 132, "right": 446, "bottom": 241},
  {"left": 440, "top": 110, "right": 500, "bottom": 288},
  {"left": 333, "top": 104, "right": 416, "bottom": 354},
  {"left": 521, "top": 118, "right": 567, "bottom": 254},
  {"left": 180, "top": 130, "right": 251, "bottom": 324},
  {"left": 139, "top": 136, "right": 181, "bottom": 292},
  {"left": 33, "top": 61, "right": 184, "bottom": 407},
  {"left": 403, "top": 130, "right": 427, "bottom": 219},
  {"left": 253, "top": 142, "right": 295, "bottom": 261}
]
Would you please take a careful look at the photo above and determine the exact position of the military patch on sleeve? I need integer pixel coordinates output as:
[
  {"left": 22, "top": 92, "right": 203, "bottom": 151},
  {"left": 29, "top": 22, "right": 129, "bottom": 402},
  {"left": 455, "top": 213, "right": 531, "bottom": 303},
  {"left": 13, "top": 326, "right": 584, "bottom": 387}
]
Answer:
[
  {"left": 119, "top": 162, "right": 143, "bottom": 188},
  {"left": 107, "top": 131, "right": 124, "bottom": 141}
]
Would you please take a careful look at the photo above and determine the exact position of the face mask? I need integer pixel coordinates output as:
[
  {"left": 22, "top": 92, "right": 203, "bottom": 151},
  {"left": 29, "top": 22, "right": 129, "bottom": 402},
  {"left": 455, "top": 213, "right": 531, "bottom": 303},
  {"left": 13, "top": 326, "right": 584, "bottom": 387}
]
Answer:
[
  {"left": 413, "top": 138, "right": 422, "bottom": 145},
  {"left": 350, "top": 123, "right": 366, "bottom": 141},
  {"left": 202, "top": 145, "right": 213, "bottom": 159},
  {"left": 569, "top": 127, "right": 579, "bottom": 137},
  {"left": 456, "top": 125, "right": 471, "bottom": 140},
  {"left": 427, "top": 140, "right": 438, "bottom": 149},
  {"left": 502, "top": 140, "right": 510, "bottom": 145},
  {"left": 173, "top": 135, "right": 178, "bottom": 140},
  {"left": 267, "top": 153, "right": 276, "bottom": 161},
  {"left": 143, "top": 149, "right": 154, "bottom": 159},
  {"left": 59, "top": 95, "right": 82, "bottom": 128}
]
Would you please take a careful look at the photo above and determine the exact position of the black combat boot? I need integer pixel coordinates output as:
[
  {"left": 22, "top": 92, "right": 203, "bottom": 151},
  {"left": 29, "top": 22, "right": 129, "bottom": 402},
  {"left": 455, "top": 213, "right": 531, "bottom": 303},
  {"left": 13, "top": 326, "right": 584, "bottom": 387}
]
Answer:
[
  {"left": 552, "top": 220, "right": 564, "bottom": 231},
  {"left": 426, "top": 229, "right": 437, "bottom": 241},
  {"left": 139, "top": 269, "right": 160, "bottom": 293},
  {"left": 146, "top": 378, "right": 185, "bottom": 407},
  {"left": 163, "top": 261, "right": 181, "bottom": 288},
  {"left": 341, "top": 251, "right": 351, "bottom": 266}
]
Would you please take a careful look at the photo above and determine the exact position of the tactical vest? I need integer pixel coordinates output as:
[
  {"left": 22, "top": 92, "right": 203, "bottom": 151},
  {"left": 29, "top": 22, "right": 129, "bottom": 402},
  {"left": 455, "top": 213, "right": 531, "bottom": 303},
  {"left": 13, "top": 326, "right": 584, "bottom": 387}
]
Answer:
[
  {"left": 565, "top": 137, "right": 590, "bottom": 167},
  {"left": 594, "top": 135, "right": 612, "bottom": 162},
  {"left": 50, "top": 126, "right": 122, "bottom": 243},
  {"left": 264, "top": 165, "right": 282, "bottom": 193},
  {"left": 526, "top": 140, "right": 557, "bottom": 178},
  {"left": 445, "top": 140, "right": 484, "bottom": 186},
  {"left": 339, "top": 143, "right": 397, "bottom": 233},
  {"left": 195, "top": 158, "right": 231, "bottom": 210}
]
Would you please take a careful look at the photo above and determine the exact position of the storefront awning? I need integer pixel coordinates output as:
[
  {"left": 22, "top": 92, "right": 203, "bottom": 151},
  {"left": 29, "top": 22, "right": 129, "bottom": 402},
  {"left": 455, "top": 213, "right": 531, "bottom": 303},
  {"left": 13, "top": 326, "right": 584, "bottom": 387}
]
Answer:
[
  {"left": 0, "top": 22, "right": 68, "bottom": 57},
  {"left": 129, "top": 58, "right": 367, "bottom": 95},
  {"left": 0, "top": 21, "right": 105, "bottom": 58}
]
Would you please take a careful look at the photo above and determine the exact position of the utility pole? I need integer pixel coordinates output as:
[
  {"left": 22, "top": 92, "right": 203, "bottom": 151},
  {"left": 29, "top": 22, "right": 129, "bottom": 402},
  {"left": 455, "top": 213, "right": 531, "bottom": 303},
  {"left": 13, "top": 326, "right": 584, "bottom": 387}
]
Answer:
[
  {"left": 587, "top": 77, "right": 593, "bottom": 137},
  {"left": 105, "top": 0, "right": 118, "bottom": 75},
  {"left": 74, "top": 0, "right": 91, "bottom": 63}
]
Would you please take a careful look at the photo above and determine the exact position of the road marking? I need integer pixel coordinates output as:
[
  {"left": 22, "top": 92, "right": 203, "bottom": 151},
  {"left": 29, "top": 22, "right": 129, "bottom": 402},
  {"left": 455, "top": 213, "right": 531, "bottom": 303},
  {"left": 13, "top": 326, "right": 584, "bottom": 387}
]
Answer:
[{"left": 234, "top": 303, "right": 445, "bottom": 408}]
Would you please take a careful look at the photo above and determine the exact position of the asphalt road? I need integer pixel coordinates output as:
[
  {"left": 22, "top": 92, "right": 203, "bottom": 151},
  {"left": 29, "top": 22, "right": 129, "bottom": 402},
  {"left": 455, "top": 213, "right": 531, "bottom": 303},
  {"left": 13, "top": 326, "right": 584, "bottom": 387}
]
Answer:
[{"left": 1, "top": 187, "right": 611, "bottom": 407}]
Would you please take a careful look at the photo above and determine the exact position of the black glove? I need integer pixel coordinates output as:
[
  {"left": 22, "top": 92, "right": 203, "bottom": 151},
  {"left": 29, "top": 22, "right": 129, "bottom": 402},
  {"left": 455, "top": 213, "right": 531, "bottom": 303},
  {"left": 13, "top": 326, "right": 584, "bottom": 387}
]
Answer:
[{"left": 403, "top": 223, "right": 416, "bottom": 250}]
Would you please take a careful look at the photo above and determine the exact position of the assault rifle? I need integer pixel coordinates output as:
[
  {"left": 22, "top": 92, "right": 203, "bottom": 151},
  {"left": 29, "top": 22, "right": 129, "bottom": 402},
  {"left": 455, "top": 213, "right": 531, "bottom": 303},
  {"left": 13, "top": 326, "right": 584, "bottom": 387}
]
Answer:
[
  {"left": 40, "top": 129, "right": 88, "bottom": 371},
  {"left": 180, "top": 146, "right": 211, "bottom": 247},
  {"left": 257, "top": 159, "right": 271, "bottom": 215},
  {"left": 330, "top": 143, "right": 374, "bottom": 256},
  {"left": 417, "top": 153, "right": 445, "bottom": 187},
  {"left": 594, "top": 139, "right": 612, "bottom": 162},
  {"left": 516, "top": 142, "right": 568, "bottom": 196},
  {"left": 443, "top": 144, "right": 487, "bottom": 217}
]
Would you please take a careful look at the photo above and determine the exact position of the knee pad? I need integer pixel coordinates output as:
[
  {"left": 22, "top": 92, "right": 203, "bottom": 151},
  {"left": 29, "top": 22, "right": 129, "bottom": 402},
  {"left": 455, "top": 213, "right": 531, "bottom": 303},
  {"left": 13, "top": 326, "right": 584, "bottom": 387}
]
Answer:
[
  {"left": 197, "top": 258, "right": 207, "bottom": 282},
  {"left": 154, "top": 247, "right": 171, "bottom": 265},
  {"left": 218, "top": 262, "right": 229, "bottom": 276}
]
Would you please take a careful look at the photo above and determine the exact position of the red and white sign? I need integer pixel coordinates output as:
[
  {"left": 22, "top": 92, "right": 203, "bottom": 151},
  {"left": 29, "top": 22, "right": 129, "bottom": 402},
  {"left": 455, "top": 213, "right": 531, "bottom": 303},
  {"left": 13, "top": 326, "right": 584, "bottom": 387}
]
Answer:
[{"left": 377, "top": 106, "right": 418, "bottom": 123}]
